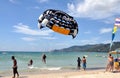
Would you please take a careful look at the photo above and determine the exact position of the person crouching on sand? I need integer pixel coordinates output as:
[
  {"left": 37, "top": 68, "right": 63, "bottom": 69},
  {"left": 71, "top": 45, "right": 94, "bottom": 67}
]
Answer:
[{"left": 11, "top": 56, "right": 19, "bottom": 78}]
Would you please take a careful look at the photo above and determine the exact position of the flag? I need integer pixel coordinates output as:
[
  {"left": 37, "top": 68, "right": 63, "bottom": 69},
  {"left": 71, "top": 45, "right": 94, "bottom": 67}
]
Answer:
[
  {"left": 114, "top": 18, "right": 120, "bottom": 27},
  {"left": 112, "top": 26, "right": 117, "bottom": 33},
  {"left": 112, "top": 33, "right": 115, "bottom": 41},
  {"left": 109, "top": 18, "right": 119, "bottom": 51}
]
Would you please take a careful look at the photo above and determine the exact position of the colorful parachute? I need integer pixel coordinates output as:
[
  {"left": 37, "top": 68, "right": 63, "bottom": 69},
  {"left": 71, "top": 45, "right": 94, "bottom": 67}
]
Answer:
[
  {"left": 110, "top": 18, "right": 120, "bottom": 50},
  {"left": 38, "top": 9, "right": 78, "bottom": 38}
]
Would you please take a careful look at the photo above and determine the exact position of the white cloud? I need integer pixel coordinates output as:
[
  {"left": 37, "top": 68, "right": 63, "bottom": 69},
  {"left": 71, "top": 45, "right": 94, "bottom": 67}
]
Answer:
[
  {"left": 29, "top": 6, "right": 40, "bottom": 10},
  {"left": 41, "top": 36, "right": 57, "bottom": 40},
  {"left": 21, "top": 37, "right": 36, "bottom": 41},
  {"left": 9, "top": 0, "right": 18, "bottom": 4},
  {"left": 9, "top": 0, "right": 15, "bottom": 3},
  {"left": 34, "top": 6, "right": 40, "bottom": 9},
  {"left": 84, "top": 31, "right": 91, "bottom": 34},
  {"left": 27, "top": 6, "right": 40, "bottom": 10},
  {"left": 80, "top": 37, "right": 100, "bottom": 44},
  {"left": 13, "top": 23, "right": 57, "bottom": 41},
  {"left": 13, "top": 23, "right": 53, "bottom": 36},
  {"left": 103, "top": 40, "right": 111, "bottom": 44},
  {"left": 103, "top": 17, "right": 116, "bottom": 24},
  {"left": 100, "top": 28, "right": 112, "bottom": 34},
  {"left": 37, "top": 0, "right": 48, "bottom": 3},
  {"left": 67, "top": 0, "right": 120, "bottom": 20}
]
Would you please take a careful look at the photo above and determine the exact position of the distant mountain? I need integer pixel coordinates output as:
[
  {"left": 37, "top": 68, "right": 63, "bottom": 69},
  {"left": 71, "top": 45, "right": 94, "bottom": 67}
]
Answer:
[{"left": 52, "top": 42, "right": 120, "bottom": 52}]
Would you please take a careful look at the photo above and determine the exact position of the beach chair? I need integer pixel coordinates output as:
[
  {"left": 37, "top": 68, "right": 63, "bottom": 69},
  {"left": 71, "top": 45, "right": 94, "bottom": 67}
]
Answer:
[{"left": 114, "top": 59, "right": 120, "bottom": 71}]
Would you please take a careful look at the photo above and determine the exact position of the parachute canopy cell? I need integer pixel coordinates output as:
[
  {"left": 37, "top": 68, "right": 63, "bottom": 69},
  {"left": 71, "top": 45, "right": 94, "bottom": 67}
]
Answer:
[{"left": 38, "top": 9, "right": 78, "bottom": 38}]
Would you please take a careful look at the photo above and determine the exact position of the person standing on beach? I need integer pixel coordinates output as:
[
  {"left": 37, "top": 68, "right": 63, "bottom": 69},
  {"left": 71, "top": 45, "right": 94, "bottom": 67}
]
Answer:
[
  {"left": 82, "top": 56, "right": 86, "bottom": 70},
  {"left": 106, "top": 54, "right": 114, "bottom": 72},
  {"left": 42, "top": 54, "right": 47, "bottom": 64},
  {"left": 77, "top": 57, "right": 81, "bottom": 70},
  {"left": 11, "top": 56, "right": 19, "bottom": 78}
]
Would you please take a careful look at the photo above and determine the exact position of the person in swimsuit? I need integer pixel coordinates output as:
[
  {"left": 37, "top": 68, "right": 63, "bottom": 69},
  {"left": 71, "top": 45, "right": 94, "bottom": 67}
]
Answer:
[
  {"left": 82, "top": 56, "right": 86, "bottom": 70},
  {"left": 11, "top": 56, "right": 19, "bottom": 78},
  {"left": 77, "top": 57, "right": 81, "bottom": 70},
  {"left": 42, "top": 54, "right": 47, "bottom": 64},
  {"left": 106, "top": 54, "right": 114, "bottom": 72},
  {"left": 28, "top": 59, "right": 33, "bottom": 66}
]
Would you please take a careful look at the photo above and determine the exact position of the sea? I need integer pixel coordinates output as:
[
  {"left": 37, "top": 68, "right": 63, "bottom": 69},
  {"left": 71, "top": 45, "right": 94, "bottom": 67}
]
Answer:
[{"left": 0, "top": 51, "right": 109, "bottom": 75}]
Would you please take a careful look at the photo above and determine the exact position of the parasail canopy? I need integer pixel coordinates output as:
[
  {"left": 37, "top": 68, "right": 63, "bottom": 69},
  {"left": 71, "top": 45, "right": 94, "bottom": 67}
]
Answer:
[{"left": 38, "top": 9, "right": 78, "bottom": 39}]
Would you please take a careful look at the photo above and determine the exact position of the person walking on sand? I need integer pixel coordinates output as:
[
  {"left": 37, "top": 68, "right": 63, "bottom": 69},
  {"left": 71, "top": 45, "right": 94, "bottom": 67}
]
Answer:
[
  {"left": 42, "top": 54, "right": 47, "bottom": 64},
  {"left": 106, "top": 54, "right": 114, "bottom": 72},
  {"left": 11, "top": 56, "right": 19, "bottom": 78},
  {"left": 77, "top": 57, "right": 81, "bottom": 70},
  {"left": 82, "top": 56, "right": 86, "bottom": 70}
]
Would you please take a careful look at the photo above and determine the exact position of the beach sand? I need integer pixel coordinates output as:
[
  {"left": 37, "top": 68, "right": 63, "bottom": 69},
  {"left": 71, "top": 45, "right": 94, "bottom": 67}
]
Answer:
[{"left": 2, "top": 69, "right": 120, "bottom": 78}]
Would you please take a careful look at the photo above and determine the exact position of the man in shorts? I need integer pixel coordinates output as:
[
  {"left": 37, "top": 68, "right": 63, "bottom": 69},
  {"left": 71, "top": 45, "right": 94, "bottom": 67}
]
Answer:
[
  {"left": 106, "top": 54, "right": 114, "bottom": 72},
  {"left": 11, "top": 56, "right": 19, "bottom": 78}
]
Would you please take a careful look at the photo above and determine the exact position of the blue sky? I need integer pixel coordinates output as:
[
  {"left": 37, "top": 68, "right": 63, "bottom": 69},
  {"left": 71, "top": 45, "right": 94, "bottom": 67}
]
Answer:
[{"left": 0, "top": 0, "right": 120, "bottom": 51}]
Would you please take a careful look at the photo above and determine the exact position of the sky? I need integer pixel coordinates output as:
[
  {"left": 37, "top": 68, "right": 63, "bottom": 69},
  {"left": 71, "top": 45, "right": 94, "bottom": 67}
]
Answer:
[{"left": 0, "top": 0, "right": 120, "bottom": 51}]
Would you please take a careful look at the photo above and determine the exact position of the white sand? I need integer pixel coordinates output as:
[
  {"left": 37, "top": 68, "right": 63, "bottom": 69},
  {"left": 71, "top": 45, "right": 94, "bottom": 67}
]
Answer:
[{"left": 2, "top": 69, "right": 120, "bottom": 78}]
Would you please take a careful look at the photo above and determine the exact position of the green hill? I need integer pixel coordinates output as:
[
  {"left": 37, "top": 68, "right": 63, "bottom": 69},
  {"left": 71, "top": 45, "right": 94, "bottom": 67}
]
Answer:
[{"left": 52, "top": 42, "right": 120, "bottom": 52}]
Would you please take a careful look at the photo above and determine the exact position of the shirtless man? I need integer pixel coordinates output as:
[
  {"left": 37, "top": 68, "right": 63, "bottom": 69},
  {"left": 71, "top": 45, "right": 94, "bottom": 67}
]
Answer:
[
  {"left": 11, "top": 56, "right": 19, "bottom": 78},
  {"left": 106, "top": 54, "right": 114, "bottom": 72},
  {"left": 82, "top": 56, "right": 86, "bottom": 70}
]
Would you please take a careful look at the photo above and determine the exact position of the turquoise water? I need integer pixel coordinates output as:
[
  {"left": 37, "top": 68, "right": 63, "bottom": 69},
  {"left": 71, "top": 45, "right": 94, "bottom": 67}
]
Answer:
[{"left": 0, "top": 51, "right": 108, "bottom": 72}]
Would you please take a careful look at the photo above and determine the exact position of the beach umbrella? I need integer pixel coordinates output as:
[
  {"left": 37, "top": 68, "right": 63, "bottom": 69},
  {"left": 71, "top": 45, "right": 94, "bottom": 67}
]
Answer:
[
  {"left": 109, "top": 51, "right": 120, "bottom": 58},
  {"left": 109, "top": 51, "right": 120, "bottom": 54}
]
